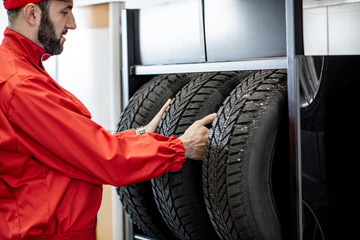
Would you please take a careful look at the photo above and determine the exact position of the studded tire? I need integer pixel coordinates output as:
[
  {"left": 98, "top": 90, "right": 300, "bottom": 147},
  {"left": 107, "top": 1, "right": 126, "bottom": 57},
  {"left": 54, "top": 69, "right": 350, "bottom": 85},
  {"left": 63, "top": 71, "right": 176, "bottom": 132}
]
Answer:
[{"left": 202, "top": 70, "right": 290, "bottom": 240}]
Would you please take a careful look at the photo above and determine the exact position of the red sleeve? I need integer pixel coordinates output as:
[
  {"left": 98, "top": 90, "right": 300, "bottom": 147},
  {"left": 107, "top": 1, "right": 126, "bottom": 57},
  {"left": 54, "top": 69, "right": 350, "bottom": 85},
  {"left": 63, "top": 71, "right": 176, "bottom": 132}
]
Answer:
[{"left": 7, "top": 77, "right": 185, "bottom": 186}]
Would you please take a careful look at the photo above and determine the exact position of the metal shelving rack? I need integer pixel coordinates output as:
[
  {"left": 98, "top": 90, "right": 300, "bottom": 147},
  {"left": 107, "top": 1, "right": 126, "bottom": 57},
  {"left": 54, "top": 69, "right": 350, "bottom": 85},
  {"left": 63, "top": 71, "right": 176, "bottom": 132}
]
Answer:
[{"left": 120, "top": 0, "right": 304, "bottom": 239}]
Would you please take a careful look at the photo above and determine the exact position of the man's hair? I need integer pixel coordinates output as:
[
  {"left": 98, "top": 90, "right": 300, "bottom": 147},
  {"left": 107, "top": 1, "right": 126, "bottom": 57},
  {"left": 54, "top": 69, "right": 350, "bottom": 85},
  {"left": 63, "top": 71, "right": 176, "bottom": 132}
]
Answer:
[{"left": 7, "top": 0, "right": 50, "bottom": 25}]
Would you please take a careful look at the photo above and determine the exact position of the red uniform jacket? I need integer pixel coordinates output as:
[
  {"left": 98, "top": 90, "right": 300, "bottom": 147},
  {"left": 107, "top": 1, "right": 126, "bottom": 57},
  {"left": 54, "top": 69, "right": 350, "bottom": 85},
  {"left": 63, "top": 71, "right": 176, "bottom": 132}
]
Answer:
[{"left": 0, "top": 28, "right": 185, "bottom": 239}]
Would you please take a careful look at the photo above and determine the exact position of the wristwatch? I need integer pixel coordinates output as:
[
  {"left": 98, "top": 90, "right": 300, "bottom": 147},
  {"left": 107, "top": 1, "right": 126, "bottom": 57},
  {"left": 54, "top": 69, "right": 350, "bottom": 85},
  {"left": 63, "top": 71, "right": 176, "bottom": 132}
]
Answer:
[{"left": 135, "top": 126, "right": 147, "bottom": 135}]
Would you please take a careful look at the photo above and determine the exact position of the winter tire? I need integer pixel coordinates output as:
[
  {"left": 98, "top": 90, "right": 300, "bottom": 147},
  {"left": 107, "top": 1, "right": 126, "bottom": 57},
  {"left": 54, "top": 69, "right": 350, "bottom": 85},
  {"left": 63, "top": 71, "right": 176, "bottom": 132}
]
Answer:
[
  {"left": 202, "top": 70, "right": 290, "bottom": 240},
  {"left": 151, "top": 71, "right": 254, "bottom": 240},
  {"left": 116, "top": 73, "right": 193, "bottom": 239}
]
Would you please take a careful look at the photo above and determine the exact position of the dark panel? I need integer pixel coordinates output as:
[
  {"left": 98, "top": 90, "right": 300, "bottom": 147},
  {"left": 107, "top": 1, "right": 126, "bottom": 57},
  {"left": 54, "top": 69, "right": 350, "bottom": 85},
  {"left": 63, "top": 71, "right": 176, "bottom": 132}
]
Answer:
[
  {"left": 204, "top": 0, "right": 286, "bottom": 61},
  {"left": 136, "top": 0, "right": 205, "bottom": 65}
]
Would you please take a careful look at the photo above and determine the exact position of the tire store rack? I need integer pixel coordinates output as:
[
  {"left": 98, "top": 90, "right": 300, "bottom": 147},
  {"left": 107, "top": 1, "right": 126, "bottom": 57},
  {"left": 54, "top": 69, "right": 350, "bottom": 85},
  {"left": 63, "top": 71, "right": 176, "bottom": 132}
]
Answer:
[{"left": 117, "top": 0, "right": 360, "bottom": 239}]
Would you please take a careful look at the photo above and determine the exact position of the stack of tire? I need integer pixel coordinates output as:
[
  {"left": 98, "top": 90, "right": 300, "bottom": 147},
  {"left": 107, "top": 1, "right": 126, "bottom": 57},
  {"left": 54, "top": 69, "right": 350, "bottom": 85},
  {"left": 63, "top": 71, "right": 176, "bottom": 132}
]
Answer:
[{"left": 116, "top": 69, "right": 290, "bottom": 240}]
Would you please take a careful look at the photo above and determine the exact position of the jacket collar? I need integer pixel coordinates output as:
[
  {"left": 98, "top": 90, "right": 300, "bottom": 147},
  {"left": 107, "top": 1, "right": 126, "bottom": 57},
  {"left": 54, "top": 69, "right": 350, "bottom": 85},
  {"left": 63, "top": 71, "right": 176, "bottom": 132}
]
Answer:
[{"left": 1, "top": 27, "right": 51, "bottom": 68}]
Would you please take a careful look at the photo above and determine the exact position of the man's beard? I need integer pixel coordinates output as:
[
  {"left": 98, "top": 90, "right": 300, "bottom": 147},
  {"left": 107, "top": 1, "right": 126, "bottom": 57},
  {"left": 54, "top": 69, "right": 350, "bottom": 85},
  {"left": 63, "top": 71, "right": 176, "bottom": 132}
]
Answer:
[{"left": 38, "top": 12, "right": 64, "bottom": 56}]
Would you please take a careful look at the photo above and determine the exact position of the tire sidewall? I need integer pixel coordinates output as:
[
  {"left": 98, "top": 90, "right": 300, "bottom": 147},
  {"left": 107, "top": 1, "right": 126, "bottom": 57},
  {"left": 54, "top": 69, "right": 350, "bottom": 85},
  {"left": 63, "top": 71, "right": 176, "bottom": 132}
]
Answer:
[{"left": 247, "top": 91, "right": 286, "bottom": 239}]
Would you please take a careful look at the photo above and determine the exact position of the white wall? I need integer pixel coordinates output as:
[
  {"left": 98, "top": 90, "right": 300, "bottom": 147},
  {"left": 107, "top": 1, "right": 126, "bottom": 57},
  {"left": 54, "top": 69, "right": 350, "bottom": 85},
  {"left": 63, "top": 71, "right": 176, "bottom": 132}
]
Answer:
[
  {"left": 51, "top": 23, "right": 113, "bottom": 131},
  {"left": 0, "top": 7, "right": 8, "bottom": 42}
]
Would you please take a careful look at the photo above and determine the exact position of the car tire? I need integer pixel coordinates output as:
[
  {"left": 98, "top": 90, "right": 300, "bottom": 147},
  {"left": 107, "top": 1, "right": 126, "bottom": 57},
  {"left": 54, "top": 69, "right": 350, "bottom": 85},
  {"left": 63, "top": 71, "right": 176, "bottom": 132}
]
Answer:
[
  {"left": 202, "top": 70, "right": 290, "bottom": 240},
  {"left": 116, "top": 73, "right": 193, "bottom": 239}
]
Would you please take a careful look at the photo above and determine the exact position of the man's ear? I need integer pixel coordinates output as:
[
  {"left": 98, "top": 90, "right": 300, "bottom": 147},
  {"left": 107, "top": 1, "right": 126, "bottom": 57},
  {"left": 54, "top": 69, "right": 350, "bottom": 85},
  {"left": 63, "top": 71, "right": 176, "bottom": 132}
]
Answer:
[{"left": 23, "top": 3, "right": 41, "bottom": 26}]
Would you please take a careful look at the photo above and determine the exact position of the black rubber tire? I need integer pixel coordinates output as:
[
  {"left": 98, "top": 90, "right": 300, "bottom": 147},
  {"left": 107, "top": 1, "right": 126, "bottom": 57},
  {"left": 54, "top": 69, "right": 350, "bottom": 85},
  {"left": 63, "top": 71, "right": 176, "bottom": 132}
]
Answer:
[
  {"left": 202, "top": 70, "right": 290, "bottom": 240},
  {"left": 151, "top": 71, "right": 254, "bottom": 240},
  {"left": 116, "top": 73, "right": 193, "bottom": 240}
]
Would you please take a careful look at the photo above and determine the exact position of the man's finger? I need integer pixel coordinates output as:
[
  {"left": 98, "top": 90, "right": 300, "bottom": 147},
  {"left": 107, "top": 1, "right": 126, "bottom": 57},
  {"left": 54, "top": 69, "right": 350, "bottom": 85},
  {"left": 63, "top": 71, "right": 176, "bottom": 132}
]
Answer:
[
  {"left": 198, "top": 113, "right": 217, "bottom": 126},
  {"left": 158, "top": 99, "right": 171, "bottom": 116},
  {"left": 161, "top": 99, "right": 171, "bottom": 112},
  {"left": 153, "top": 99, "right": 171, "bottom": 121}
]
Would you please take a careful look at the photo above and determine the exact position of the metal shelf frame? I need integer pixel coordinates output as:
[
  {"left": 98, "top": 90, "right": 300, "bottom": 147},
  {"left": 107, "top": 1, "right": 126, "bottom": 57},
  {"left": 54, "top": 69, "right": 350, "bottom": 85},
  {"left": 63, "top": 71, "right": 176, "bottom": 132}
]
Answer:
[
  {"left": 120, "top": 0, "right": 304, "bottom": 239},
  {"left": 132, "top": 57, "right": 288, "bottom": 75}
]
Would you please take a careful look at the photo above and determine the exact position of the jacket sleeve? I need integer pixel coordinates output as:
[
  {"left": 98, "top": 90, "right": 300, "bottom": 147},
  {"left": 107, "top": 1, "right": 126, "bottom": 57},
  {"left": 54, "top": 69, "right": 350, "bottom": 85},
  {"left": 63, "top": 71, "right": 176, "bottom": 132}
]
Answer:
[{"left": 7, "top": 77, "right": 185, "bottom": 186}]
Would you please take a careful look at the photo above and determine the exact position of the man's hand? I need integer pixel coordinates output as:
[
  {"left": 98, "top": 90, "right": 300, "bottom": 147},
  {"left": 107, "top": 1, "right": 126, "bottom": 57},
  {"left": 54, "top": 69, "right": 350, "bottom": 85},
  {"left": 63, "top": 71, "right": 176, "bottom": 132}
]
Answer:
[
  {"left": 144, "top": 99, "right": 171, "bottom": 133},
  {"left": 179, "top": 113, "right": 217, "bottom": 160}
]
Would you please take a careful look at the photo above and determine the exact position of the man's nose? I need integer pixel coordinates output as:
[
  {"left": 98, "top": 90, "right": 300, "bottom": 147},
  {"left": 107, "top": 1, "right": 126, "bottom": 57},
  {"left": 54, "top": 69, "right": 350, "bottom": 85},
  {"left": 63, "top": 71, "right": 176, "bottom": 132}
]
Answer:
[{"left": 67, "top": 13, "right": 77, "bottom": 30}]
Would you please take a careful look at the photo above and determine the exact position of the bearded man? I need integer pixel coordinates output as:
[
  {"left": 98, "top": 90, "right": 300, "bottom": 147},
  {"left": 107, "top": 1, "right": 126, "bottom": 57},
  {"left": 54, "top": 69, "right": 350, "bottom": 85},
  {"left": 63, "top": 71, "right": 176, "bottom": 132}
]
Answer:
[{"left": 0, "top": 0, "right": 216, "bottom": 239}]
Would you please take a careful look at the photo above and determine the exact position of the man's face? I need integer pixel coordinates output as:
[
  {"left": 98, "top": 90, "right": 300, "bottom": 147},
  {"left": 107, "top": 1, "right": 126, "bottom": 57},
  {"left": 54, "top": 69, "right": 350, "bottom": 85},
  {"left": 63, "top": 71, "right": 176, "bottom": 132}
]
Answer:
[{"left": 38, "top": 0, "right": 76, "bottom": 55}]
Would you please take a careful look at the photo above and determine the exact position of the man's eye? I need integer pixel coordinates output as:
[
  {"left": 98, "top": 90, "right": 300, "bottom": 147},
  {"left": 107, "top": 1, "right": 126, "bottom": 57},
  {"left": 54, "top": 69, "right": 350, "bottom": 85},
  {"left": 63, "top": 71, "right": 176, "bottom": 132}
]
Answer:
[{"left": 62, "top": 11, "right": 69, "bottom": 15}]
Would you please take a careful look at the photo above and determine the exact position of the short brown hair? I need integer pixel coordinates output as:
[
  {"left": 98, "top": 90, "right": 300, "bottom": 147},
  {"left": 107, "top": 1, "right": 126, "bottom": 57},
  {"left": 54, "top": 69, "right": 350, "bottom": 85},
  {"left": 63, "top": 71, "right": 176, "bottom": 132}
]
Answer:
[{"left": 7, "top": 0, "right": 50, "bottom": 25}]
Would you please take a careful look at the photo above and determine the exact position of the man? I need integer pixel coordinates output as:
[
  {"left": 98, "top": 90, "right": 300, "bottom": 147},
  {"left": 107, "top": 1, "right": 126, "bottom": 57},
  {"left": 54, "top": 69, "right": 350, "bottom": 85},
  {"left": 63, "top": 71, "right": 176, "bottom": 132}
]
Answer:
[{"left": 0, "top": 0, "right": 216, "bottom": 239}]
